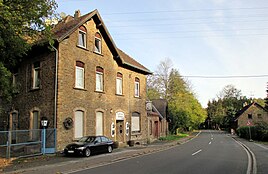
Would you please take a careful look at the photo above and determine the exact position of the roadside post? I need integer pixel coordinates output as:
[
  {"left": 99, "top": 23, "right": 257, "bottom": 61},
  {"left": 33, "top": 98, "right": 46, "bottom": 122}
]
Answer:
[
  {"left": 247, "top": 120, "right": 253, "bottom": 142},
  {"left": 41, "top": 117, "right": 49, "bottom": 155}
]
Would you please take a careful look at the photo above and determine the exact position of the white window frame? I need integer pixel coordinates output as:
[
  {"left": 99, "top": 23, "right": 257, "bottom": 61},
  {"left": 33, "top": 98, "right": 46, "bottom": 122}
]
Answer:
[
  {"left": 74, "top": 111, "right": 84, "bottom": 139},
  {"left": 78, "top": 30, "right": 86, "bottom": 48},
  {"left": 33, "top": 62, "right": 40, "bottom": 89},
  {"left": 96, "top": 112, "right": 103, "bottom": 136},
  {"left": 116, "top": 76, "right": 123, "bottom": 95},
  {"left": 96, "top": 71, "right": 103, "bottom": 92},
  {"left": 134, "top": 81, "right": 140, "bottom": 97},
  {"left": 94, "top": 37, "right": 101, "bottom": 53},
  {"left": 75, "top": 66, "right": 84, "bottom": 89},
  {"left": 131, "top": 112, "right": 140, "bottom": 133}
]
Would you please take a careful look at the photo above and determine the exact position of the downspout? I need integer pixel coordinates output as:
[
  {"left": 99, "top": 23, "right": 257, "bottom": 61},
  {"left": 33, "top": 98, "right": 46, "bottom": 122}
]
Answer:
[{"left": 51, "top": 45, "right": 58, "bottom": 130}]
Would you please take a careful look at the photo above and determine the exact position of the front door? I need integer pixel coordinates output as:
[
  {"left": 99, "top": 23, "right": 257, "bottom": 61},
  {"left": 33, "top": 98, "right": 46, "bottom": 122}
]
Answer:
[
  {"left": 116, "top": 120, "right": 124, "bottom": 142},
  {"left": 154, "top": 121, "right": 159, "bottom": 138}
]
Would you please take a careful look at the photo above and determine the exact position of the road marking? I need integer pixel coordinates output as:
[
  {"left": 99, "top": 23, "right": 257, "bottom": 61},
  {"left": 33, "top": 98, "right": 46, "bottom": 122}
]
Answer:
[
  {"left": 192, "top": 149, "right": 202, "bottom": 156},
  {"left": 209, "top": 141, "right": 212, "bottom": 145},
  {"left": 211, "top": 138, "right": 213, "bottom": 140},
  {"left": 254, "top": 143, "right": 268, "bottom": 150}
]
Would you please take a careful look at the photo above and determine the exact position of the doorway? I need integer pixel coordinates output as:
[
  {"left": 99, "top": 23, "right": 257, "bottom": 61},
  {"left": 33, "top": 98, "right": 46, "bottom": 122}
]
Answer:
[{"left": 116, "top": 120, "right": 124, "bottom": 142}]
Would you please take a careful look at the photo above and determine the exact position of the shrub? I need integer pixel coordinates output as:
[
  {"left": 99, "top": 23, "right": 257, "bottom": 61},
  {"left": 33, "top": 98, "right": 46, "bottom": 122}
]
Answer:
[{"left": 237, "top": 122, "right": 268, "bottom": 141}]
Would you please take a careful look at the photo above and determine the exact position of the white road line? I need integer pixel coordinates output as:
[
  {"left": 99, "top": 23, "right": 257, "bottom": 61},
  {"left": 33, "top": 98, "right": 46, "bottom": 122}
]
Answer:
[
  {"left": 211, "top": 138, "right": 213, "bottom": 140},
  {"left": 254, "top": 143, "right": 268, "bottom": 150},
  {"left": 209, "top": 142, "right": 212, "bottom": 145},
  {"left": 192, "top": 149, "right": 202, "bottom": 156}
]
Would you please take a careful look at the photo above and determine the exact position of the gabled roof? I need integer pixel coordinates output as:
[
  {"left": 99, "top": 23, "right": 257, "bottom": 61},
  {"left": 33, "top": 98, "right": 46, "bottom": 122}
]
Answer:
[
  {"left": 235, "top": 102, "right": 267, "bottom": 121},
  {"left": 152, "top": 99, "right": 168, "bottom": 118},
  {"left": 52, "top": 9, "right": 151, "bottom": 75}
]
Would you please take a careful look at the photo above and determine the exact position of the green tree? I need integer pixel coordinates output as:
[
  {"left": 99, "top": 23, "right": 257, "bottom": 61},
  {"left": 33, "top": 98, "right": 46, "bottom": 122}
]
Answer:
[{"left": 0, "top": 0, "right": 57, "bottom": 108}]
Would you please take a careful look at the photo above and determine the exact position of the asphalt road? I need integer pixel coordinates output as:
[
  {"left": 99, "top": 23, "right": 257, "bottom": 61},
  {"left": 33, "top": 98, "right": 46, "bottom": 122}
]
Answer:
[{"left": 69, "top": 130, "right": 248, "bottom": 174}]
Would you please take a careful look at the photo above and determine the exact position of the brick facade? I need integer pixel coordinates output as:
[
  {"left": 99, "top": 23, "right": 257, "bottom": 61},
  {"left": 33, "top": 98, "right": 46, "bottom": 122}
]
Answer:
[
  {"left": 10, "top": 10, "right": 151, "bottom": 151},
  {"left": 236, "top": 102, "right": 268, "bottom": 128}
]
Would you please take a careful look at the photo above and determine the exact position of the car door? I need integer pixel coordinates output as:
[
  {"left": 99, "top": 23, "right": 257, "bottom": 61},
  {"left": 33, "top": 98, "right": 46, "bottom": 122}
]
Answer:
[
  {"left": 93, "top": 137, "right": 102, "bottom": 153},
  {"left": 100, "top": 136, "right": 108, "bottom": 152}
]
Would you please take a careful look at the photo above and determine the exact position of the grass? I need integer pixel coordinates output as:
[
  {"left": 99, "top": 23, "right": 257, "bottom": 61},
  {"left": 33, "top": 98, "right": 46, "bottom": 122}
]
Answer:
[{"left": 159, "top": 133, "right": 189, "bottom": 141}]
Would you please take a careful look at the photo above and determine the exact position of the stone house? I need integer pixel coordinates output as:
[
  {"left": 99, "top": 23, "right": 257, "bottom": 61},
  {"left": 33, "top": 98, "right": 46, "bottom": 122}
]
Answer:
[
  {"left": 9, "top": 9, "right": 152, "bottom": 150},
  {"left": 234, "top": 102, "right": 268, "bottom": 128},
  {"left": 147, "top": 99, "right": 169, "bottom": 142}
]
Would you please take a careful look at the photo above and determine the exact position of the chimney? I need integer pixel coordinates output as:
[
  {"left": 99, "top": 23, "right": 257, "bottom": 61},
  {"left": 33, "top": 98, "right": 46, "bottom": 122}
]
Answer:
[{"left": 74, "top": 10, "right": 81, "bottom": 19}]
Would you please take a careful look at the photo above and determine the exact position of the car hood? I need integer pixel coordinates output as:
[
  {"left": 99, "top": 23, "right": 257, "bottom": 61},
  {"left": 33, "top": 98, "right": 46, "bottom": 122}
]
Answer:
[{"left": 66, "top": 142, "right": 87, "bottom": 148}]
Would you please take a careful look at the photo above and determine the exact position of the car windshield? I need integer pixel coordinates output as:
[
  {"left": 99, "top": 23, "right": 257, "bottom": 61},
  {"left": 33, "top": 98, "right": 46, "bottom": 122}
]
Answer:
[{"left": 78, "top": 136, "right": 95, "bottom": 143}]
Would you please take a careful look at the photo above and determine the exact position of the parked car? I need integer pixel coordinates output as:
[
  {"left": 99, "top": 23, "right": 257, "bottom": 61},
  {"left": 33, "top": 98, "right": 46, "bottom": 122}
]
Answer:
[{"left": 64, "top": 136, "right": 114, "bottom": 157}]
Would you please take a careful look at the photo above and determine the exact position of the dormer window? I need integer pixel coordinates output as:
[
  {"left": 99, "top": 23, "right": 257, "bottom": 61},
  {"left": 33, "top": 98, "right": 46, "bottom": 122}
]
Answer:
[
  {"left": 78, "top": 26, "right": 87, "bottom": 48},
  {"left": 94, "top": 32, "right": 102, "bottom": 54}
]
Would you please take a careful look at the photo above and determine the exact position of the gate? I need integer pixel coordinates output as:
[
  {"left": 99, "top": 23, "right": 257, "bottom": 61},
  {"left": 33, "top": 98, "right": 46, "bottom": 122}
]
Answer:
[{"left": 0, "top": 129, "right": 56, "bottom": 159}]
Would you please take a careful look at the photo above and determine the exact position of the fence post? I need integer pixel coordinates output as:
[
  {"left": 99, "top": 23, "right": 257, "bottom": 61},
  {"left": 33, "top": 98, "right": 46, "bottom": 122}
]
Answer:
[
  {"left": 6, "top": 131, "right": 11, "bottom": 159},
  {"left": 42, "top": 129, "right": 46, "bottom": 155}
]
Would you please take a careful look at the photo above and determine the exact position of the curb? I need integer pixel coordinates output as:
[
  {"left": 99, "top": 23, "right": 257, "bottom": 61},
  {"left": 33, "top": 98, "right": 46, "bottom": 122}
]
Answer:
[{"left": 232, "top": 137, "right": 257, "bottom": 174}]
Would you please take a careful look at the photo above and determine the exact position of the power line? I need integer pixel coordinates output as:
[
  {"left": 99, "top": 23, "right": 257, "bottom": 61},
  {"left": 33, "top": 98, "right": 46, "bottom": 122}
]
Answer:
[
  {"left": 180, "top": 75, "right": 268, "bottom": 79},
  {"left": 112, "top": 27, "right": 268, "bottom": 36},
  {"left": 115, "top": 33, "right": 268, "bottom": 40},
  {"left": 108, "top": 19, "right": 268, "bottom": 28},
  {"left": 103, "top": 7, "right": 268, "bottom": 15}
]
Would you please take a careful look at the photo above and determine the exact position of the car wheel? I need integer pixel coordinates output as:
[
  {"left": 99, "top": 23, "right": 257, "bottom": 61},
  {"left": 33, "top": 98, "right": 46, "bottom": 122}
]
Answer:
[
  {"left": 107, "top": 145, "right": 113, "bottom": 153},
  {"left": 84, "top": 148, "right": 91, "bottom": 157}
]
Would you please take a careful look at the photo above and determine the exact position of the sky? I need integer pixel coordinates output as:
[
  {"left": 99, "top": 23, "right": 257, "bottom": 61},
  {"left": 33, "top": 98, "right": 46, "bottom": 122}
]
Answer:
[{"left": 55, "top": 0, "right": 268, "bottom": 107}]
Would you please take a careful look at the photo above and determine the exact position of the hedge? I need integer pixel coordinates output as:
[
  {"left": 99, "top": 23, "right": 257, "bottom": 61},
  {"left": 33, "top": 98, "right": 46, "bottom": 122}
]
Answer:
[{"left": 237, "top": 122, "right": 268, "bottom": 141}]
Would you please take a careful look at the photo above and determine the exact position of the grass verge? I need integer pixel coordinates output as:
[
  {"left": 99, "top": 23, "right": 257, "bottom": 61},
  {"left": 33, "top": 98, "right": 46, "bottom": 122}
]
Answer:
[{"left": 159, "top": 133, "right": 189, "bottom": 141}]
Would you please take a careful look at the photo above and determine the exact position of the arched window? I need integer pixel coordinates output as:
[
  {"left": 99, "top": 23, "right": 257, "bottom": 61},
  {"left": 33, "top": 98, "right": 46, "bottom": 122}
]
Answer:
[
  {"left": 96, "top": 66, "right": 104, "bottom": 92},
  {"left": 75, "top": 61, "right": 85, "bottom": 89},
  {"left": 78, "top": 25, "right": 87, "bottom": 48},
  {"left": 116, "top": 72, "right": 123, "bottom": 95},
  {"left": 94, "top": 32, "right": 102, "bottom": 53}
]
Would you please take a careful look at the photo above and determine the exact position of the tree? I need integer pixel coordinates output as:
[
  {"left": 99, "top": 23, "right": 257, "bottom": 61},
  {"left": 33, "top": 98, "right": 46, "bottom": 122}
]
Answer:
[
  {"left": 147, "top": 58, "right": 173, "bottom": 99},
  {"left": 0, "top": 0, "right": 58, "bottom": 107}
]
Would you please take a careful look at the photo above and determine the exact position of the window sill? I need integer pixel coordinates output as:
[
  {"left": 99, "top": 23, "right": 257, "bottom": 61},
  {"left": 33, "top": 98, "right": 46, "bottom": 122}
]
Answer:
[
  {"left": 131, "top": 132, "right": 141, "bottom": 136},
  {"left": 77, "top": 45, "right": 89, "bottom": 51},
  {"left": 134, "top": 96, "right": 141, "bottom": 99},
  {"left": 74, "top": 87, "right": 87, "bottom": 91},
  {"left": 93, "top": 51, "right": 103, "bottom": 56},
  {"left": 95, "top": 90, "right": 105, "bottom": 93},
  {"left": 30, "top": 87, "right": 41, "bottom": 91},
  {"left": 116, "top": 93, "right": 124, "bottom": 96}
]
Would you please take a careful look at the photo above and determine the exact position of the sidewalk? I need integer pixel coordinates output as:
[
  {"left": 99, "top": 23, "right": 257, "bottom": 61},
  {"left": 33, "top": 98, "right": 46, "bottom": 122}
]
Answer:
[{"left": 1, "top": 134, "right": 197, "bottom": 174}]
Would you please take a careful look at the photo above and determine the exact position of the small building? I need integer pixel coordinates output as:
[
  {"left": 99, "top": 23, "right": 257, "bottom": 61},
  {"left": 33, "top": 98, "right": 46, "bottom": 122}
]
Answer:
[
  {"left": 147, "top": 99, "right": 169, "bottom": 142},
  {"left": 234, "top": 102, "right": 268, "bottom": 128},
  {"left": 7, "top": 9, "right": 152, "bottom": 151}
]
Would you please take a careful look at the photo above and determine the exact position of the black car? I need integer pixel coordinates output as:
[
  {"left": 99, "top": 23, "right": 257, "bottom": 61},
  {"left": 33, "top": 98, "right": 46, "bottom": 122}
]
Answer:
[{"left": 64, "top": 136, "right": 114, "bottom": 157}]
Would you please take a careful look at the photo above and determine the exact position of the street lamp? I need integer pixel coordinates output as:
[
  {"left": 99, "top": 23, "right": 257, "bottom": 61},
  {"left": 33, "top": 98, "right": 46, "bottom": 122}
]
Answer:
[{"left": 41, "top": 117, "right": 49, "bottom": 155}]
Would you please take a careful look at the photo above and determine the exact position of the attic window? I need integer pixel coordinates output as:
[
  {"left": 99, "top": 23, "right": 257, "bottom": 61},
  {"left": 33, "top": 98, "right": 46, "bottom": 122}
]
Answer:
[
  {"left": 78, "top": 26, "right": 87, "bottom": 48},
  {"left": 94, "top": 32, "right": 102, "bottom": 54},
  {"left": 248, "top": 114, "right": 253, "bottom": 119}
]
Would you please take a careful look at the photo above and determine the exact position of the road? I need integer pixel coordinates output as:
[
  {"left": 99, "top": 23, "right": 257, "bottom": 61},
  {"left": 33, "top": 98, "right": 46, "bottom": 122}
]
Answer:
[{"left": 69, "top": 130, "right": 248, "bottom": 174}]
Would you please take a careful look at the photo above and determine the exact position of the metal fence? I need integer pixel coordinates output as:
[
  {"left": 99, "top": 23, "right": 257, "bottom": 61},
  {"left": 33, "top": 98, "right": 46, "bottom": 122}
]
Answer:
[{"left": 0, "top": 129, "right": 56, "bottom": 159}]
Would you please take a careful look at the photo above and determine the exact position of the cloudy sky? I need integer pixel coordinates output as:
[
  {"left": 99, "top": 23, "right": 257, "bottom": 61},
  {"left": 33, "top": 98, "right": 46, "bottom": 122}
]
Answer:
[{"left": 56, "top": 0, "right": 268, "bottom": 107}]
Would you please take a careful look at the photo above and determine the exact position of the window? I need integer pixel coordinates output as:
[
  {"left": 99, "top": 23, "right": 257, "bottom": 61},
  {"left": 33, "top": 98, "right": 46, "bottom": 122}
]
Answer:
[
  {"left": 78, "top": 26, "right": 87, "bottom": 48},
  {"left": 96, "top": 111, "right": 103, "bottom": 136},
  {"left": 131, "top": 112, "right": 140, "bottom": 133},
  {"left": 101, "top": 136, "right": 109, "bottom": 142},
  {"left": 32, "top": 62, "right": 40, "bottom": 89},
  {"left": 94, "top": 32, "right": 102, "bottom": 53},
  {"left": 116, "top": 73, "right": 123, "bottom": 95},
  {"left": 258, "top": 114, "right": 262, "bottom": 119},
  {"left": 96, "top": 67, "right": 103, "bottom": 92},
  {"left": 31, "top": 110, "right": 40, "bottom": 140},
  {"left": 75, "top": 61, "right": 84, "bottom": 89},
  {"left": 134, "top": 77, "right": 140, "bottom": 97},
  {"left": 74, "top": 110, "right": 84, "bottom": 139},
  {"left": 248, "top": 114, "right": 253, "bottom": 119}
]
